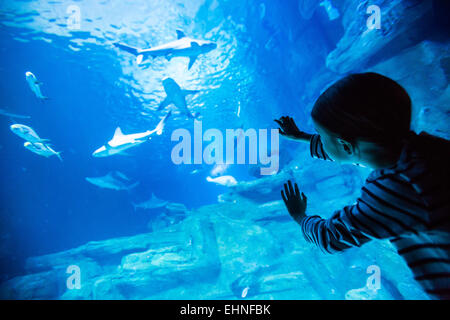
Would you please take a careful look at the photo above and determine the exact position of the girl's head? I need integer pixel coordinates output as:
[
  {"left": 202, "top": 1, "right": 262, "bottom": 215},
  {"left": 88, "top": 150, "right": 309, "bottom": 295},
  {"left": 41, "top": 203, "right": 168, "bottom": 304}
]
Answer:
[{"left": 311, "top": 72, "right": 413, "bottom": 168}]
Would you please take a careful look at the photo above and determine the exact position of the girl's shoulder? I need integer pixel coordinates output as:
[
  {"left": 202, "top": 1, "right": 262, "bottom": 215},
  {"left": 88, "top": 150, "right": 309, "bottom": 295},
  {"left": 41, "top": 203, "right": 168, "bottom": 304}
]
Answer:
[
  {"left": 363, "top": 132, "right": 449, "bottom": 220},
  {"left": 367, "top": 131, "right": 450, "bottom": 183}
]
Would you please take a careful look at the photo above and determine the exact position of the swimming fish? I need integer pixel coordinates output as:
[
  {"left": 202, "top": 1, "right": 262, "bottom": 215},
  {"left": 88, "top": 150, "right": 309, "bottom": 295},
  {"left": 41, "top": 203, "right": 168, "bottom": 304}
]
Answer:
[
  {"left": 92, "top": 111, "right": 171, "bottom": 157},
  {"left": 206, "top": 175, "right": 238, "bottom": 187},
  {"left": 159, "top": 78, "right": 199, "bottom": 119},
  {"left": 319, "top": 0, "right": 340, "bottom": 20},
  {"left": 10, "top": 124, "right": 49, "bottom": 144},
  {"left": 25, "top": 72, "right": 48, "bottom": 100},
  {"left": 209, "top": 126, "right": 245, "bottom": 176},
  {"left": 24, "top": 141, "right": 62, "bottom": 161},
  {"left": 85, "top": 171, "right": 139, "bottom": 191},
  {"left": 113, "top": 30, "right": 217, "bottom": 69},
  {"left": 211, "top": 163, "right": 229, "bottom": 177},
  {"left": 132, "top": 193, "right": 169, "bottom": 211}
]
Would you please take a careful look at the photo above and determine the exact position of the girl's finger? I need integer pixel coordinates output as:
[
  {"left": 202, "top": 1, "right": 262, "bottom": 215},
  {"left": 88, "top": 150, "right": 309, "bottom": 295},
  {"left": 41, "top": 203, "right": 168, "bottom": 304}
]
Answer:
[
  {"left": 290, "top": 117, "right": 299, "bottom": 130},
  {"left": 295, "top": 183, "right": 300, "bottom": 197},
  {"left": 281, "top": 190, "right": 287, "bottom": 204},
  {"left": 284, "top": 183, "right": 289, "bottom": 198},
  {"left": 288, "top": 180, "right": 294, "bottom": 195}
]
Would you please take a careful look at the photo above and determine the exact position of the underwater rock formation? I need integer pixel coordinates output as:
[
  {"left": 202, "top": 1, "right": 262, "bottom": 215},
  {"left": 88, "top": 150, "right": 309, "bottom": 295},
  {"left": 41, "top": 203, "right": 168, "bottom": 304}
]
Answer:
[
  {"left": 0, "top": 218, "right": 220, "bottom": 299},
  {"left": 326, "top": 0, "right": 433, "bottom": 74},
  {"left": 228, "top": 150, "right": 365, "bottom": 212},
  {"left": 146, "top": 202, "right": 189, "bottom": 232},
  {"left": 87, "top": 219, "right": 220, "bottom": 299},
  {"left": 0, "top": 185, "right": 429, "bottom": 299},
  {"left": 297, "top": 0, "right": 320, "bottom": 20},
  {"left": 368, "top": 40, "right": 450, "bottom": 139}
]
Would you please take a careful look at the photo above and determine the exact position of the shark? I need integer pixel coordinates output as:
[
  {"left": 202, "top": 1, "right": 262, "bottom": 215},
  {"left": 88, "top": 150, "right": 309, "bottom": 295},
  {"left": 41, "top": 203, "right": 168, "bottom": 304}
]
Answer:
[
  {"left": 132, "top": 193, "right": 169, "bottom": 211},
  {"left": 85, "top": 171, "right": 139, "bottom": 191},
  {"left": 25, "top": 72, "right": 48, "bottom": 100},
  {"left": 113, "top": 30, "right": 217, "bottom": 69},
  {"left": 92, "top": 111, "right": 171, "bottom": 157},
  {"left": 159, "top": 77, "right": 199, "bottom": 119}
]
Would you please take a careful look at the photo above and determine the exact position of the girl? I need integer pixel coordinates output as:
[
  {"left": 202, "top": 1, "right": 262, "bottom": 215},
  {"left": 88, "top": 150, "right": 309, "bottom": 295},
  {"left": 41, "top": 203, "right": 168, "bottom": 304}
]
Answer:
[{"left": 275, "top": 72, "right": 450, "bottom": 300}]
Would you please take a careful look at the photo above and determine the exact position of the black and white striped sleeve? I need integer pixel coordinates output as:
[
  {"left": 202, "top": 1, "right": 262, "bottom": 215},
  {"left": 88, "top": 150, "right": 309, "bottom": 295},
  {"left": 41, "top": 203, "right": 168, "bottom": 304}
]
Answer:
[{"left": 300, "top": 174, "right": 430, "bottom": 254}]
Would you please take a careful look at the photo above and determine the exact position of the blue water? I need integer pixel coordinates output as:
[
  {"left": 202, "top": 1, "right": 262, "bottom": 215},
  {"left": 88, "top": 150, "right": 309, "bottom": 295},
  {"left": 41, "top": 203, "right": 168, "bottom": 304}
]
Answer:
[{"left": 0, "top": 0, "right": 448, "bottom": 299}]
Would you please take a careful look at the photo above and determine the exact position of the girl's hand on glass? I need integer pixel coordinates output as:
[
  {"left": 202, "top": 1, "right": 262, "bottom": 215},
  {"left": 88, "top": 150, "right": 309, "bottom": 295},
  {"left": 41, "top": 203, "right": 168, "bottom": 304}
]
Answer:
[
  {"left": 281, "top": 180, "right": 307, "bottom": 225},
  {"left": 274, "top": 116, "right": 306, "bottom": 140}
]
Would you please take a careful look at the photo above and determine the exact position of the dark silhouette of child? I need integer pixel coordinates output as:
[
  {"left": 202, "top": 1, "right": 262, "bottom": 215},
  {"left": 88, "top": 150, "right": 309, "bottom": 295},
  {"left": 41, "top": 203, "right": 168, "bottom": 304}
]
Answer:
[{"left": 275, "top": 72, "right": 450, "bottom": 300}]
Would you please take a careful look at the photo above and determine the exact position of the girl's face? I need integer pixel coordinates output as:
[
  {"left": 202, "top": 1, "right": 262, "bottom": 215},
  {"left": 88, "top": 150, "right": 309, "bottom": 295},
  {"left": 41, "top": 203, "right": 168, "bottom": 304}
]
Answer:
[{"left": 312, "top": 120, "right": 361, "bottom": 165}]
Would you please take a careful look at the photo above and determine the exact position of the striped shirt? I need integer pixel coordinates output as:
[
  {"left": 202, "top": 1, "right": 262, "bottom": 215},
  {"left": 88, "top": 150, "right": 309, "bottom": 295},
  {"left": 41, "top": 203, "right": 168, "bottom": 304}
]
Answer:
[{"left": 303, "top": 132, "right": 450, "bottom": 299}]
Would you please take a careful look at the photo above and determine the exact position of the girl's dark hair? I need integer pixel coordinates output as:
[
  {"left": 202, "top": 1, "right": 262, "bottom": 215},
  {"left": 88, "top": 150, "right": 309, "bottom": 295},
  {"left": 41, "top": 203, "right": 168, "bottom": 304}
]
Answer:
[{"left": 311, "top": 72, "right": 413, "bottom": 145}]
